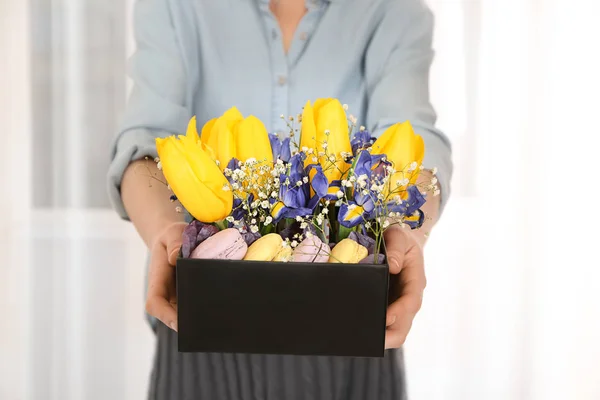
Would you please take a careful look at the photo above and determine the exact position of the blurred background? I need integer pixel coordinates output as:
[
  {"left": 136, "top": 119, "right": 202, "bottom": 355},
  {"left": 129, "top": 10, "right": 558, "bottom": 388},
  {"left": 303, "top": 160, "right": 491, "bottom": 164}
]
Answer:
[{"left": 1, "top": 0, "right": 600, "bottom": 399}]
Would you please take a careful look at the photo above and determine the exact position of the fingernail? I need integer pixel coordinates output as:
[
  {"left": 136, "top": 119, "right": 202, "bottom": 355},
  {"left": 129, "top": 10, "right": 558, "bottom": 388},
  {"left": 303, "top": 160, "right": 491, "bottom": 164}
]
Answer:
[
  {"left": 390, "top": 257, "right": 400, "bottom": 271},
  {"left": 169, "top": 321, "right": 178, "bottom": 332},
  {"left": 387, "top": 315, "right": 397, "bottom": 326}
]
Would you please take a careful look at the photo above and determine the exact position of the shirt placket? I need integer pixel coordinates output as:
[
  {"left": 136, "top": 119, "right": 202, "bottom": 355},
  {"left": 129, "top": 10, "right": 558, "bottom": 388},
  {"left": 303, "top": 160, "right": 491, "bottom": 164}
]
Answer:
[{"left": 257, "top": 0, "right": 325, "bottom": 134}]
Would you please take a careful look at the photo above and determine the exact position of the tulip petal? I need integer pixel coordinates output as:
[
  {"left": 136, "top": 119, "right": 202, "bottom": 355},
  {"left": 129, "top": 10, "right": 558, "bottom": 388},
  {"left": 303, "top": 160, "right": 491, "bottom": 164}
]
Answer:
[
  {"left": 236, "top": 115, "right": 273, "bottom": 164},
  {"left": 213, "top": 117, "right": 238, "bottom": 170},
  {"left": 300, "top": 100, "right": 317, "bottom": 152},
  {"left": 200, "top": 118, "right": 218, "bottom": 152},
  {"left": 186, "top": 116, "right": 199, "bottom": 142},
  {"left": 156, "top": 135, "right": 233, "bottom": 222}
]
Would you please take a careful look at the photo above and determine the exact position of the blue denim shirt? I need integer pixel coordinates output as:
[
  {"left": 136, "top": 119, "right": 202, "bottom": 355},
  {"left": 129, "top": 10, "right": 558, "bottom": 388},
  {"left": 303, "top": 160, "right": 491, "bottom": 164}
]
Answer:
[{"left": 108, "top": 0, "right": 452, "bottom": 218}]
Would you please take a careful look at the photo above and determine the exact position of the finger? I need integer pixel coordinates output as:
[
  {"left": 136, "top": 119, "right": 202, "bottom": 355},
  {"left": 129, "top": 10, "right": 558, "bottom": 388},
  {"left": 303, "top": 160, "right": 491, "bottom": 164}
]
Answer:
[
  {"left": 384, "top": 239, "right": 426, "bottom": 349},
  {"left": 146, "top": 243, "right": 178, "bottom": 331},
  {"left": 383, "top": 226, "right": 408, "bottom": 274},
  {"left": 166, "top": 233, "right": 183, "bottom": 266},
  {"left": 386, "top": 314, "right": 397, "bottom": 327},
  {"left": 385, "top": 313, "right": 413, "bottom": 349},
  {"left": 386, "top": 244, "right": 426, "bottom": 322}
]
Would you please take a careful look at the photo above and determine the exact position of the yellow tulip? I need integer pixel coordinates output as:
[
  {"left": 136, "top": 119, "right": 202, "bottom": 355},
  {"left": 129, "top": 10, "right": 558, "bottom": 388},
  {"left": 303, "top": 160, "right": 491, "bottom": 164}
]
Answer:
[
  {"left": 371, "top": 121, "right": 425, "bottom": 197},
  {"left": 300, "top": 98, "right": 352, "bottom": 183},
  {"left": 199, "top": 107, "right": 272, "bottom": 169},
  {"left": 235, "top": 116, "right": 273, "bottom": 165},
  {"left": 156, "top": 128, "right": 233, "bottom": 223}
]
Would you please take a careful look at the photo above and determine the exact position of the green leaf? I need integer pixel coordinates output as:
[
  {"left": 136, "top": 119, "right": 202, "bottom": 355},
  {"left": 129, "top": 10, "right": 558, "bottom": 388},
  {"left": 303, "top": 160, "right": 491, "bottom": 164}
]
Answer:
[{"left": 337, "top": 225, "right": 354, "bottom": 242}]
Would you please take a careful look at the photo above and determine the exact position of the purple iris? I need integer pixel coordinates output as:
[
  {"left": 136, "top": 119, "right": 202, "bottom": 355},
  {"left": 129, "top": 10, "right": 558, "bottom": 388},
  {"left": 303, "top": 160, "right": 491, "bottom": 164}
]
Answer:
[
  {"left": 269, "top": 133, "right": 292, "bottom": 163},
  {"left": 272, "top": 153, "right": 329, "bottom": 222},
  {"left": 337, "top": 151, "right": 379, "bottom": 228},
  {"left": 338, "top": 151, "right": 427, "bottom": 229},
  {"left": 350, "top": 129, "right": 374, "bottom": 155}
]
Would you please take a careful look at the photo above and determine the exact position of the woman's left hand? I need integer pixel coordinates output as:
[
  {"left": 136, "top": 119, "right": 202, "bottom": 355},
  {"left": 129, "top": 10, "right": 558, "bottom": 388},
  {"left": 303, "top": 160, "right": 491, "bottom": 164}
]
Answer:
[{"left": 383, "top": 225, "right": 427, "bottom": 349}]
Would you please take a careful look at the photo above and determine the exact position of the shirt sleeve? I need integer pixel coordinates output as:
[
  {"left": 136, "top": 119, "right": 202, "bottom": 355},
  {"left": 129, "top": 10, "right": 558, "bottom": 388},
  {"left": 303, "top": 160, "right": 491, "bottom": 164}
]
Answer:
[
  {"left": 107, "top": 0, "right": 191, "bottom": 220},
  {"left": 365, "top": 0, "right": 453, "bottom": 214}
]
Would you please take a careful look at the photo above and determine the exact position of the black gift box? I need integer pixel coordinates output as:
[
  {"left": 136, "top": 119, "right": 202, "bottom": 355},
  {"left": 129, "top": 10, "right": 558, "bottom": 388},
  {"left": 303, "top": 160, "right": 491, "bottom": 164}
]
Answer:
[{"left": 176, "top": 256, "right": 397, "bottom": 358}]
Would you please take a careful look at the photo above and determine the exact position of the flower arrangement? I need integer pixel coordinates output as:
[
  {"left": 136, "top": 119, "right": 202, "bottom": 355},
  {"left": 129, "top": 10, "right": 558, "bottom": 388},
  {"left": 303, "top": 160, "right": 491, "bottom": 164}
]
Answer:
[{"left": 154, "top": 98, "right": 438, "bottom": 264}]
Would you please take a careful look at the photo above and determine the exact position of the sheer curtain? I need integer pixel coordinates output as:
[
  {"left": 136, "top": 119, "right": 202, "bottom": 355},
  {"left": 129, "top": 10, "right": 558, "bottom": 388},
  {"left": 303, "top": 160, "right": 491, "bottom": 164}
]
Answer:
[{"left": 2, "top": 0, "right": 600, "bottom": 399}]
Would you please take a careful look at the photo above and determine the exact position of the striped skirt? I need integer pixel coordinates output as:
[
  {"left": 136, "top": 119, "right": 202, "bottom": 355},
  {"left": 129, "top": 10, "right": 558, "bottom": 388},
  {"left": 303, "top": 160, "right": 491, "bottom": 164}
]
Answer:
[{"left": 148, "top": 322, "right": 407, "bottom": 400}]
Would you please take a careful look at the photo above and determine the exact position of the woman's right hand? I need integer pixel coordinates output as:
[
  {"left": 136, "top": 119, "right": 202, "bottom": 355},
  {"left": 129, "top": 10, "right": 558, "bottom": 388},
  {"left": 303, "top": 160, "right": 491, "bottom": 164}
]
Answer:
[{"left": 145, "top": 221, "right": 188, "bottom": 332}]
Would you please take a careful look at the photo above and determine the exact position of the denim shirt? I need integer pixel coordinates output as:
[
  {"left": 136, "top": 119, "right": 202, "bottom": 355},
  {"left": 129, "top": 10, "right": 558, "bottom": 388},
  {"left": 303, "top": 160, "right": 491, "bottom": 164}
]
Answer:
[{"left": 108, "top": 0, "right": 453, "bottom": 219}]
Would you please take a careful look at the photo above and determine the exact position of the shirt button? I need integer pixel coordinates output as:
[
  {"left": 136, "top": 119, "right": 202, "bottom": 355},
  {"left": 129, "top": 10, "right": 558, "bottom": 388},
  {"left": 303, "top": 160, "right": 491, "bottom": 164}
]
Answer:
[
  {"left": 277, "top": 75, "right": 287, "bottom": 86},
  {"left": 272, "top": 29, "right": 278, "bottom": 40},
  {"left": 299, "top": 32, "right": 308, "bottom": 41}
]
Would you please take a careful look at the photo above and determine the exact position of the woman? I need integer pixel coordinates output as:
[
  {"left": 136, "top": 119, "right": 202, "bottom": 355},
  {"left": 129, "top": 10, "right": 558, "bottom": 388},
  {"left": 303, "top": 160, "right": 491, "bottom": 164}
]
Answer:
[{"left": 108, "top": 0, "right": 452, "bottom": 398}]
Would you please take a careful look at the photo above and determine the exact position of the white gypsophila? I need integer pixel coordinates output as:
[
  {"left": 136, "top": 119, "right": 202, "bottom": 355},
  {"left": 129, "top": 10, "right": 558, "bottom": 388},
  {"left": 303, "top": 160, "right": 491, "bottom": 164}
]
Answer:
[
  {"left": 156, "top": 161, "right": 162, "bottom": 170},
  {"left": 349, "top": 175, "right": 357, "bottom": 182},
  {"left": 322, "top": 142, "right": 328, "bottom": 149},
  {"left": 329, "top": 155, "right": 336, "bottom": 163},
  {"left": 434, "top": 189, "right": 441, "bottom": 196},
  {"left": 296, "top": 180, "right": 303, "bottom": 186},
  {"left": 305, "top": 231, "right": 314, "bottom": 238},
  {"left": 250, "top": 225, "right": 259, "bottom": 233},
  {"left": 324, "top": 129, "right": 331, "bottom": 135},
  {"left": 408, "top": 161, "right": 418, "bottom": 171},
  {"left": 335, "top": 200, "right": 342, "bottom": 207},
  {"left": 377, "top": 193, "right": 385, "bottom": 200},
  {"left": 382, "top": 220, "right": 390, "bottom": 229},
  {"left": 432, "top": 167, "right": 438, "bottom": 175},
  {"left": 343, "top": 104, "right": 349, "bottom": 110},
  {"left": 365, "top": 222, "right": 371, "bottom": 229},
  {"left": 318, "top": 151, "right": 325, "bottom": 157},
  {"left": 303, "top": 176, "right": 309, "bottom": 184},
  {"left": 349, "top": 115, "right": 357, "bottom": 124},
  {"left": 296, "top": 216, "right": 303, "bottom": 222},
  {"left": 265, "top": 216, "right": 273, "bottom": 225},
  {"left": 291, "top": 240, "right": 299, "bottom": 247},
  {"left": 306, "top": 148, "right": 314, "bottom": 154},
  {"left": 222, "top": 184, "right": 230, "bottom": 191},
  {"left": 276, "top": 159, "right": 284, "bottom": 165},
  {"left": 431, "top": 177, "right": 438, "bottom": 185},
  {"left": 301, "top": 146, "right": 309, "bottom": 152},
  {"left": 322, "top": 207, "right": 329, "bottom": 214},
  {"left": 226, "top": 216, "right": 234, "bottom": 223},
  {"left": 312, "top": 157, "right": 318, "bottom": 163},
  {"left": 261, "top": 200, "right": 269, "bottom": 209},
  {"left": 300, "top": 222, "right": 308, "bottom": 229},
  {"left": 251, "top": 218, "right": 256, "bottom": 224},
  {"left": 316, "top": 215, "right": 323, "bottom": 225},
  {"left": 336, "top": 190, "right": 344, "bottom": 199},
  {"left": 271, "top": 191, "right": 278, "bottom": 198},
  {"left": 359, "top": 125, "right": 365, "bottom": 131},
  {"left": 348, "top": 204, "right": 357, "bottom": 211},
  {"left": 258, "top": 191, "right": 267, "bottom": 199}
]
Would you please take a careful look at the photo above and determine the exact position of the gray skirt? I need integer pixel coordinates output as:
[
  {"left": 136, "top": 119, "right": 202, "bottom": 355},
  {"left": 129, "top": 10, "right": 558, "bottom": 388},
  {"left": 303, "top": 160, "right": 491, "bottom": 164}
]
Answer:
[{"left": 148, "top": 322, "right": 408, "bottom": 400}]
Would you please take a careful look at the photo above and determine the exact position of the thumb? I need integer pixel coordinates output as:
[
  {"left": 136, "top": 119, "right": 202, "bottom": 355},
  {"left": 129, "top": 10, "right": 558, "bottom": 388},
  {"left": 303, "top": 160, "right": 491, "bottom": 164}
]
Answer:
[{"left": 166, "top": 237, "right": 182, "bottom": 266}]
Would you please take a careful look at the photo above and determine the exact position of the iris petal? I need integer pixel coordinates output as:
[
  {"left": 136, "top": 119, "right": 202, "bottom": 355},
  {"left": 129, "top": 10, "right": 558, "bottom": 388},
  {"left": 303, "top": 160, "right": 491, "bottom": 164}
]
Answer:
[{"left": 338, "top": 202, "right": 365, "bottom": 228}]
